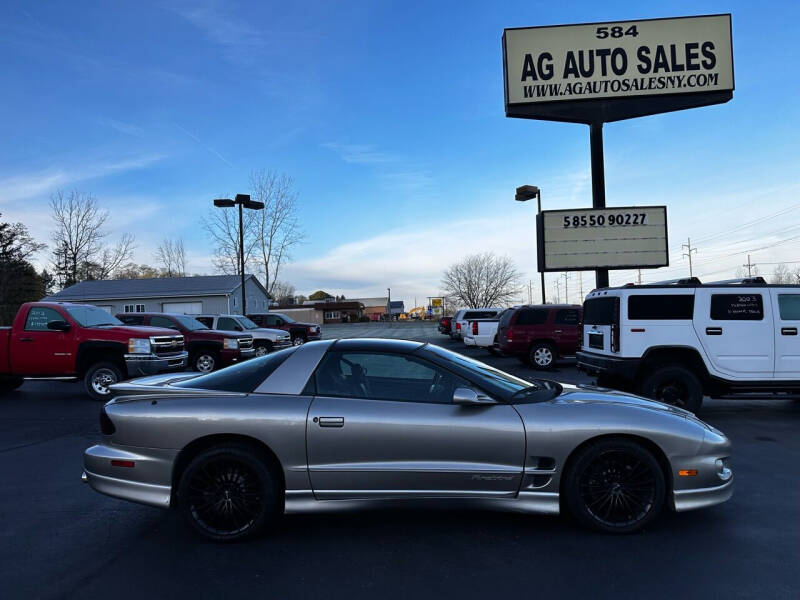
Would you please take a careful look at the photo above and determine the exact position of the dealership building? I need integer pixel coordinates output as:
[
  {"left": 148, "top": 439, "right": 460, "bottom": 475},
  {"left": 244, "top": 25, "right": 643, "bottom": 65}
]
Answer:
[{"left": 43, "top": 275, "right": 271, "bottom": 315}]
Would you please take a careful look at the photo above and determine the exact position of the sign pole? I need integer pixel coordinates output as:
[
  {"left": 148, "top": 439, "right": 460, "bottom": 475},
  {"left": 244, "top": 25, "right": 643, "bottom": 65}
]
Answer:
[{"left": 590, "top": 121, "right": 609, "bottom": 289}]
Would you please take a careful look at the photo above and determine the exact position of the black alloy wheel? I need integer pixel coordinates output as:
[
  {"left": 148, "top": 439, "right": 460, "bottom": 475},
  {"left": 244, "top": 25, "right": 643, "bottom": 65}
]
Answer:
[
  {"left": 641, "top": 365, "right": 703, "bottom": 413},
  {"left": 178, "top": 445, "right": 279, "bottom": 542},
  {"left": 566, "top": 439, "right": 665, "bottom": 533}
]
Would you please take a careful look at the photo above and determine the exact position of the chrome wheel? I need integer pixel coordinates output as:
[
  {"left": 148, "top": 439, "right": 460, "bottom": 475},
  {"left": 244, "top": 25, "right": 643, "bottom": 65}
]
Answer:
[
  {"left": 532, "top": 346, "right": 554, "bottom": 368},
  {"left": 91, "top": 368, "right": 118, "bottom": 396},
  {"left": 578, "top": 449, "right": 658, "bottom": 529},
  {"left": 254, "top": 345, "right": 269, "bottom": 357},
  {"left": 292, "top": 337, "right": 305, "bottom": 346},
  {"left": 195, "top": 354, "right": 216, "bottom": 373}
]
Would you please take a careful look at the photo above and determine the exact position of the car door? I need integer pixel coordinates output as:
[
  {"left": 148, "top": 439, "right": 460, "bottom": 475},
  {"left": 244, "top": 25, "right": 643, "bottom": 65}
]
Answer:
[
  {"left": 10, "top": 306, "right": 77, "bottom": 375},
  {"left": 693, "top": 288, "right": 774, "bottom": 377},
  {"left": 306, "top": 350, "right": 526, "bottom": 499},
  {"left": 770, "top": 290, "right": 800, "bottom": 378},
  {"left": 553, "top": 308, "right": 581, "bottom": 355}
]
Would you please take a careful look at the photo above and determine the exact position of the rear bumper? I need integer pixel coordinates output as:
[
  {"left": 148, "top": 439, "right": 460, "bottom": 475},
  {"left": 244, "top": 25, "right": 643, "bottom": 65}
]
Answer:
[
  {"left": 576, "top": 350, "right": 640, "bottom": 381},
  {"left": 124, "top": 351, "right": 188, "bottom": 377}
]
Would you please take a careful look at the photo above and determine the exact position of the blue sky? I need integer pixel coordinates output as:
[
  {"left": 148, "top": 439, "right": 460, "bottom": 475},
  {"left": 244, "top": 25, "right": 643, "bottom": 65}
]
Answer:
[{"left": 2, "top": 1, "right": 799, "bottom": 308}]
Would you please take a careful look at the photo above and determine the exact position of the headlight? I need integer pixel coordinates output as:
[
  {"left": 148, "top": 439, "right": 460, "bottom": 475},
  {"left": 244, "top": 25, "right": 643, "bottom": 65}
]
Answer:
[
  {"left": 223, "top": 338, "right": 239, "bottom": 350},
  {"left": 308, "top": 326, "right": 316, "bottom": 333},
  {"left": 127, "top": 338, "right": 151, "bottom": 354}
]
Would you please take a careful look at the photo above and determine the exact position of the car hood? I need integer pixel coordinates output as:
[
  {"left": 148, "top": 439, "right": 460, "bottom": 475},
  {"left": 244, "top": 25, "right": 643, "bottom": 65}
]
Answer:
[
  {"left": 92, "top": 325, "right": 181, "bottom": 337},
  {"left": 250, "top": 327, "right": 289, "bottom": 336},
  {"left": 558, "top": 383, "right": 697, "bottom": 419}
]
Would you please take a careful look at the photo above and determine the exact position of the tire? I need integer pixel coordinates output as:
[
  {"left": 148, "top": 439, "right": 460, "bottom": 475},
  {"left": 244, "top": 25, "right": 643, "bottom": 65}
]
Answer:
[
  {"left": 487, "top": 346, "right": 500, "bottom": 356},
  {"left": 254, "top": 342, "right": 272, "bottom": 357},
  {"left": 0, "top": 377, "right": 24, "bottom": 394},
  {"left": 565, "top": 438, "right": 666, "bottom": 534},
  {"left": 640, "top": 365, "right": 704, "bottom": 413},
  {"left": 193, "top": 351, "right": 218, "bottom": 373},
  {"left": 291, "top": 335, "right": 306, "bottom": 347},
  {"left": 84, "top": 362, "right": 123, "bottom": 402},
  {"left": 529, "top": 342, "right": 556, "bottom": 370},
  {"left": 177, "top": 444, "right": 281, "bottom": 542}
]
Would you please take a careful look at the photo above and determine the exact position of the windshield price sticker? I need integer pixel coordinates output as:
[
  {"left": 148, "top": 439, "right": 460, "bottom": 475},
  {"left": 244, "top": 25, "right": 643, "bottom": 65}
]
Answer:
[{"left": 563, "top": 212, "right": 647, "bottom": 228}]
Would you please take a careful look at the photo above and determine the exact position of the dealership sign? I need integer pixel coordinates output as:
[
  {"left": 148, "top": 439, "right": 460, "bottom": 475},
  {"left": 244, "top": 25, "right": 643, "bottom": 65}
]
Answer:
[
  {"left": 503, "top": 15, "right": 733, "bottom": 122},
  {"left": 536, "top": 206, "right": 668, "bottom": 272}
]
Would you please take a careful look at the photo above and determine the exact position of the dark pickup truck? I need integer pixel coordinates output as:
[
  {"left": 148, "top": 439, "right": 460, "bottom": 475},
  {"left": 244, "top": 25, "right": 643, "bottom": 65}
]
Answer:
[
  {"left": 0, "top": 302, "right": 187, "bottom": 400},
  {"left": 246, "top": 312, "right": 321, "bottom": 345},
  {"left": 116, "top": 312, "right": 255, "bottom": 373}
]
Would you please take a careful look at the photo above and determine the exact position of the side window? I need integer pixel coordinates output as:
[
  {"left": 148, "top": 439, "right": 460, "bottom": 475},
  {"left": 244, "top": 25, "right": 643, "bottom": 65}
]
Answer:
[
  {"left": 778, "top": 295, "right": 800, "bottom": 320},
  {"left": 195, "top": 317, "right": 213, "bottom": 328},
  {"left": 118, "top": 315, "right": 145, "bottom": 325},
  {"left": 264, "top": 315, "right": 277, "bottom": 326},
  {"left": 150, "top": 316, "right": 178, "bottom": 329},
  {"left": 628, "top": 295, "right": 694, "bottom": 320},
  {"left": 314, "top": 352, "right": 465, "bottom": 404},
  {"left": 217, "top": 317, "right": 241, "bottom": 330},
  {"left": 554, "top": 309, "right": 580, "bottom": 325},
  {"left": 710, "top": 294, "right": 764, "bottom": 321},
  {"left": 516, "top": 309, "right": 548, "bottom": 326},
  {"left": 24, "top": 307, "right": 64, "bottom": 331}
]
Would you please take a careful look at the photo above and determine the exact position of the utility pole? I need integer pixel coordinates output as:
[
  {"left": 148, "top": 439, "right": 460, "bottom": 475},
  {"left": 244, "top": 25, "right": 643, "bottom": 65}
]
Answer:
[
  {"left": 743, "top": 255, "right": 755, "bottom": 277},
  {"left": 528, "top": 280, "right": 533, "bottom": 305},
  {"left": 554, "top": 279, "right": 561, "bottom": 303},
  {"left": 387, "top": 287, "right": 391, "bottom": 322},
  {"left": 682, "top": 238, "right": 698, "bottom": 277},
  {"left": 561, "top": 273, "right": 569, "bottom": 304},
  {"left": 637, "top": 269, "right": 643, "bottom": 284},
  {"left": 578, "top": 272, "right": 584, "bottom": 301}
]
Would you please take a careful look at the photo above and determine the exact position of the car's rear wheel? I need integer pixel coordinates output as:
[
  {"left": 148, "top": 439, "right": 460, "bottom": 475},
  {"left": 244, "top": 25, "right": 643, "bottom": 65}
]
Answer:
[
  {"left": 193, "top": 351, "right": 218, "bottom": 373},
  {"left": 0, "top": 377, "right": 24, "bottom": 393},
  {"left": 529, "top": 342, "right": 556, "bottom": 370},
  {"left": 565, "top": 438, "right": 665, "bottom": 533},
  {"left": 640, "top": 365, "right": 703, "bottom": 413},
  {"left": 177, "top": 445, "right": 280, "bottom": 542},
  {"left": 254, "top": 342, "right": 272, "bottom": 357},
  {"left": 84, "top": 362, "right": 122, "bottom": 401}
]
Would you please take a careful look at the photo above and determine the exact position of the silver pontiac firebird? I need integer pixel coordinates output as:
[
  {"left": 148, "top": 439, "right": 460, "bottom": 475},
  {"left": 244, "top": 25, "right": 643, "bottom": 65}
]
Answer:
[{"left": 83, "top": 339, "right": 733, "bottom": 541}]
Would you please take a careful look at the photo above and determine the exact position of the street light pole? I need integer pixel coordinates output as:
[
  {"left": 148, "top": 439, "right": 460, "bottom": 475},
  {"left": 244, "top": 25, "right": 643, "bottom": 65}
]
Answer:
[
  {"left": 515, "top": 185, "right": 546, "bottom": 304},
  {"left": 214, "top": 194, "right": 265, "bottom": 315}
]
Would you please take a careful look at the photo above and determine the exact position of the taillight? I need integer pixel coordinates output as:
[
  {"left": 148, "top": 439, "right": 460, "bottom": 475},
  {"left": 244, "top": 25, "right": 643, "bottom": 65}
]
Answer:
[
  {"left": 611, "top": 323, "right": 620, "bottom": 352},
  {"left": 456, "top": 322, "right": 461, "bottom": 330},
  {"left": 507, "top": 328, "right": 514, "bottom": 341},
  {"left": 472, "top": 322, "right": 478, "bottom": 335},
  {"left": 100, "top": 408, "right": 115, "bottom": 435}
]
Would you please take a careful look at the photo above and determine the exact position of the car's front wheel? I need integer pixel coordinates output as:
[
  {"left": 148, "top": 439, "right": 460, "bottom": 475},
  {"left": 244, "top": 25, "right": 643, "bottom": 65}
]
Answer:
[
  {"left": 84, "top": 362, "right": 122, "bottom": 401},
  {"left": 177, "top": 445, "right": 280, "bottom": 542},
  {"left": 193, "top": 351, "right": 218, "bottom": 373},
  {"left": 254, "top": 342, "right": 272, "bottom": 357},
  {"left": 640, "top": 365, "right": 703, "bottom": 413},
  {"left": 292, "top": 335, "right": 306, "bottom": 346},
  {"left": 565, "top": 438, "right": 665, "bottom": 533}
]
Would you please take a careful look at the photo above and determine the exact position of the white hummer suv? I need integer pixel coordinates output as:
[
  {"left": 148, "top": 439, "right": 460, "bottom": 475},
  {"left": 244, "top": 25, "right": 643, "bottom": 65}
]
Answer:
[{"left": 576, "top": 277, "right": 800, "bottom": 412}]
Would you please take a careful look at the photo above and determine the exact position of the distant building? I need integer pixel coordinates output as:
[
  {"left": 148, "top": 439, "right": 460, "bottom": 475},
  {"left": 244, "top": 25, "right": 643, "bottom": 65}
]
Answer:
[
  {"left": 351, "top": 297, "right": 389, "bottom": 320},
  {"left": 389, "top": 300, "right": 405, "bottom": 317},
  {"left": 43, "top": 274, "right": 271, "bottom": 316}
]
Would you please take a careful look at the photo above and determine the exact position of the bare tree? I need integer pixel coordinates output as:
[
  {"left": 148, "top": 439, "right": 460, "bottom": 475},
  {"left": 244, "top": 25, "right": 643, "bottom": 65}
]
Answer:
[
  {"left": 155, "top": 237, "right": 187, "bottom": 277},
  {"left": 770, "top": 263, "right": 794, "bottom": 284},
  {"left": 201, "top": 201, "right": 260, "bottom": 276},
  {"left": 250, "top": 170, "right": 305, "bottom": 298},
  {"left": 442, "top": 252, "right": 522, "bottom": 308},
  {"left": 50, "top": 190, "right": 134, "bottom": 287},
  {"left": 271, "top": 280, "right": 296, "bottom": 304}
]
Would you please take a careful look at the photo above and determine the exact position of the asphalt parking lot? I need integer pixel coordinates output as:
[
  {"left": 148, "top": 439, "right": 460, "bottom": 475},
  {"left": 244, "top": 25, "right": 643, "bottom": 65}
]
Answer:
[{"left": 1, "top": 321, "right": 798, "bottom": 599}]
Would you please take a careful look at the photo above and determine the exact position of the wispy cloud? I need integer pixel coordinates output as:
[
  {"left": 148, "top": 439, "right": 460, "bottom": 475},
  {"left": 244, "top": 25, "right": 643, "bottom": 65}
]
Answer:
[
  {"left": 322, "top": 143, "right": 398, "bottom": 165},
  {"left": 0, "top": 153, "right": 167, "bottom": 204},
  {"left": 98, "top": 118, "right": 144, "bottom": 138},
  {"left": 173, "top": 122, "right": 234, "bottom": 168}
]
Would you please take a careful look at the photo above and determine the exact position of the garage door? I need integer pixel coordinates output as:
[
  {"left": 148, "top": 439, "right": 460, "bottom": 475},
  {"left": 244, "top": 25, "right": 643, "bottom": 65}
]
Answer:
[{"left": 162, "top": 301, "right": 203, "bottom": 314}]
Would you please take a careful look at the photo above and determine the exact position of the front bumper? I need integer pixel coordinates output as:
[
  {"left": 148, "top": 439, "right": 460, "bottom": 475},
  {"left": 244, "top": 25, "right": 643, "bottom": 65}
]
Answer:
[
  {"left": 274, "top": 339, "right": 293, "bottom": 350},
  {"left": 124, "top": 351, "right": 188, "bottom": 377},
  {"left": 576, "top": 350, "right": 640, "bottom": 381},
  {"left": 219, "top": 347, "right": 256, "bottom": 367},
  {"left": 673, "top": 477, "right": 734, "bottom": 512}
]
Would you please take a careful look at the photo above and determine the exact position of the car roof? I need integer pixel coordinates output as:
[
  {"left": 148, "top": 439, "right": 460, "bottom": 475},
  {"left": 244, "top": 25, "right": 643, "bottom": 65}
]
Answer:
[{"left": 331, "top": 338, "right": 424, "bottom": 354}]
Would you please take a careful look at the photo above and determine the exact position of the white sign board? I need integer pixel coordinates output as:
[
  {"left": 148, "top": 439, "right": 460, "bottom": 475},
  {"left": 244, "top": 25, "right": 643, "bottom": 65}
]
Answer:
[
  {"left": 504, "top": 15, "right": 733, "bottom": 105},
  {"left": 537, "top": 206, "right": 668, "bottom": 271}
]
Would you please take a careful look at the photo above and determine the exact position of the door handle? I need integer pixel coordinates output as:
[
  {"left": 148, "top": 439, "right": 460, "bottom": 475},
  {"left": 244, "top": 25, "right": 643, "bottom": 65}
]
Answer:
[
  {"left": 554, "top": 330, "right": 562, "bottom": 333},
  {"left": 317, "top": 417, "right": 344, "bottom": 428},
  {"left": 19, "top": 337, "right": 34, "bottom": 342},
  {"left": 781, "top": 327, "right": 798, "bottom": 336},
  {"left": 705, "top": 327, "right": 723, "bottom": 335}
]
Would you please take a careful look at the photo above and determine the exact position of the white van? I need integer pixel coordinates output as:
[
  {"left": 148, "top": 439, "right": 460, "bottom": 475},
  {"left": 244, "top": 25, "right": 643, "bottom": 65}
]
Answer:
[{"left": 577, "top": 277, "right": 800, "bottom": 412}]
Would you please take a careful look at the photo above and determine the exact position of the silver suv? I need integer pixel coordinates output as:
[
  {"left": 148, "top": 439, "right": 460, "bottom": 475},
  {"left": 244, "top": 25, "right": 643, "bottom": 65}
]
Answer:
[{"left": 195, "top": 314, "right": 291, "bottom": 356}]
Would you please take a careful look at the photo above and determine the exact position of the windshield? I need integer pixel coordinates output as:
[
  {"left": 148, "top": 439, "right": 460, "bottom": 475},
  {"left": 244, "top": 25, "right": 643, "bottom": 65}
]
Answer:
[
  {"left": 237, "top": 316, "right": 260, "bottom": 330},
  {"left": 64, "top": 305, "right": 123, "bottom": 327},
  {"left": 274, "top": 313, "right": 295, "bottom": 323},
  {"left": 173, "top": 315, "right": 208, "bottom": 331}
]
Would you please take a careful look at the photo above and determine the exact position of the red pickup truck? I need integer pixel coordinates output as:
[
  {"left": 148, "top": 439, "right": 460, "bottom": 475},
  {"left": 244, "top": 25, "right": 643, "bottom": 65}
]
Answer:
[{"left": 0, "top": 302, "right": 188, "bottom": 400}]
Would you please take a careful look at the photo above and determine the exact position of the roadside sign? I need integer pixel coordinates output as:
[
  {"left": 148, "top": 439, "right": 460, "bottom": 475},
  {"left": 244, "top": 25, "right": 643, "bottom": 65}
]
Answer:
[
  {"left": 536, "top": 206, "right": 668, "bottom": 271},
  {"left": 431, "top": 297, "right": 443, "bottom": 316},
  {"left": 503, "top": 14, "right": 733, "bottom": 123}
]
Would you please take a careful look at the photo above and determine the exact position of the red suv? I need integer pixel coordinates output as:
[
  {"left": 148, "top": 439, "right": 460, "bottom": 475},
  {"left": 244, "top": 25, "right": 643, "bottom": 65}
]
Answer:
[{"left": 496, "top": 304, "right": 582, "bottom": 369}]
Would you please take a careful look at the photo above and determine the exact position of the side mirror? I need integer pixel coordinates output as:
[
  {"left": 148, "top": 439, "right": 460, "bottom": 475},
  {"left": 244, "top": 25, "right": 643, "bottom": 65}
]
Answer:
[
  {"left": 452, "top": 387, "right": 495, "bottom": 406},
  {"left": 47, "top": 320, "right": 71, "bottom": 332}
]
